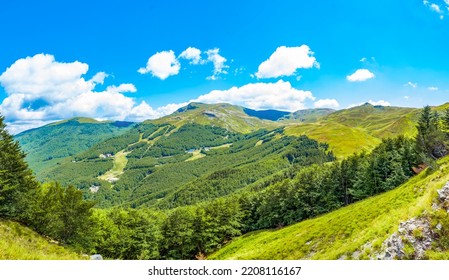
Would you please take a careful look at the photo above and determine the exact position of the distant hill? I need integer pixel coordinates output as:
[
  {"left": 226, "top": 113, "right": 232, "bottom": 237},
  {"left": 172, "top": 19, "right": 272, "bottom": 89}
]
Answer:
[
  {"left": 209, "top": 156, "right": 449, "bottom": 260},
  {"left": 0, "top": 219, "right": 84, "bottom": 259},
  {"left": 323, "top": 103, "right": 419, "bottom": 138},
  {"left": 242, "top": 107, "right": 335, "bottom": 122},
  {"left": 243, "top": 107, "right": 290, "bottom": 121},
  {"left": 281, "top": 108, "right": 335, "bottom": 122},
  {"left": 15, "top": 117, "right": 134, "bottom": 174},
  {"left": 284, "top": 103, "right": 418, "bottom": 157},
  {"left": 149, "top": 102, "right": 280, "bottom": 133}
]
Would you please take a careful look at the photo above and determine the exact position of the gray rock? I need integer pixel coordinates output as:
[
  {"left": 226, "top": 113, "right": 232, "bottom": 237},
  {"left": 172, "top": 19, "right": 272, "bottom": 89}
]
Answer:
[{"left": 90, "top": 254, "right": 103, "bottom": 260}]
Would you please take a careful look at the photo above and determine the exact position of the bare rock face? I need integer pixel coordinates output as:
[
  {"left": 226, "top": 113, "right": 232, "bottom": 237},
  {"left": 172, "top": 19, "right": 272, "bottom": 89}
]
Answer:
[
  {"left": 437, "top": 182, "right": 449, "bottom": 210},
  {"left": 378, "top": 181, "right": 449, "bottom": 259},
  {"left": 379, "top": 218, "right": 433, "bottom": 260}
]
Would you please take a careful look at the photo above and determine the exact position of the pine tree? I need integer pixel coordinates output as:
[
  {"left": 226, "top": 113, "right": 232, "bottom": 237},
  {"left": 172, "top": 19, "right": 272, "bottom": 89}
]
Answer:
[
  {"left": 415, "top": 106, "right": 447, "bottom": 161},
  {"left": 0, "top": 114, "right": 38, "bottom": 220}
]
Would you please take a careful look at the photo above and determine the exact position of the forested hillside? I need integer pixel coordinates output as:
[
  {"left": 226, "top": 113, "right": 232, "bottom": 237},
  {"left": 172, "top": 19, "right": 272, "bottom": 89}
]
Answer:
[{"left": 15, "top": 117, "right": 133, "bottom": 174}]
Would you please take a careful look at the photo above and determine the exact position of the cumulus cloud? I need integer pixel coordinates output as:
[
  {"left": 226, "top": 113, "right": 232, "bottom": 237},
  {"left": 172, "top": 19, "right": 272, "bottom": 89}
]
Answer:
[
  {"left": 0, "top": 54, "right": 183, "bottom": 133},
  {"left": 193, "top": 80, "right": 314, "bottom": 111},
  {"left": 314, "top": 99, "right": 340, "bottom": 109},
  {"left": 206, "top": 48, "right": 228, "bottom": 80},
  {"left": 428, "top": 86, "right": 439, "bottom": 91},
  {"left": 255, "top": 45, "right": 319, "bottom": 79},
  {"left": 137, "top": 50, "right": 180, "bottom": 80},
  {"left": 346, "top": 69, "right": 375, "bottom": 82},
  {"left": 179, "top": 47, "right": 203, "bottom": 65},
  {"left": 140, "top": 47, "right": 228, "bottom": 80}
]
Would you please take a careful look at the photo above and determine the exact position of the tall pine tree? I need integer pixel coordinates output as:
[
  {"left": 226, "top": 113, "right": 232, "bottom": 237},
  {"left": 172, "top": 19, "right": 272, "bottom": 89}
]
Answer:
[
  {"left": 415, "top": 106, "right": 447, "bottom": 162},
  {"left": 0, "top": 114, "right": 38, "bottom": 220}
]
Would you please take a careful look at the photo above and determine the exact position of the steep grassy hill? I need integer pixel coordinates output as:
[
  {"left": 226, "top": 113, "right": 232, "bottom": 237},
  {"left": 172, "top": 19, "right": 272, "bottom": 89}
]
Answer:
[
  {"left": 0, "top": 220, "right": 85, "bottom": 260},
  {"left": 324, "top": 103, "right": 419, "bottom": 138},
  {"left": 210, "top": 156, "right": 449, "bottom": 260},
  {"left": 15, "top": 117, "right": 134, "bottom": 174}
]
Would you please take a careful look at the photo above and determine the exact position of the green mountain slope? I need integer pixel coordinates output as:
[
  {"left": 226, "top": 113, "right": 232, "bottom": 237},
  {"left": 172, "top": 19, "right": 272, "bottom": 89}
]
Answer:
[
  {"left": 41, "top": 122, "right": 334, "bottom": 208},
  {"left": 209, "top": 156, "right": 449, "bottom": 260},
  {"left": 323, "top": 103, "right": 419, "bottom": 138},
  {"left": 284, "top": 103, "right": 419, "bottom": 158},
  {"left": 15, "top": 117, "right": 134, "bottom": 174},
  {"left": 281, "top": 108, "right": 335, "bottom": 122},
  {"left": 0, "top": 220, "right": 85, "bottom": 260},
  {"left": 150, "top": 102, "right": 280, "bottom": 133}
]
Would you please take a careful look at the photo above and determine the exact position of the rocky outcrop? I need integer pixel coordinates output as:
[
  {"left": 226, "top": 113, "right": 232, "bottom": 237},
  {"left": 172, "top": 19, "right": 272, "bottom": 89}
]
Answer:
[
  {"left": 378, "top": 217, "right": 433, "bottom": 260},
  {"left": 436, "top": 182, "right": 449, "bottom": 210},
  {"left": 378, "top": 181, "right": 449, "bottom": 259}
]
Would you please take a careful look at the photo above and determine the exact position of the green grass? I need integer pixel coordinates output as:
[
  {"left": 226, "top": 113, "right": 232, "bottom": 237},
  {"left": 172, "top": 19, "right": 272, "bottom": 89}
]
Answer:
[
  {"left": 185, "top": 150, "right": 206, "bottom": 161},
  {"left": 98, "top": 150, "right": 129, "bottom": 182},
  {"left": 0, "top": 220, "right": 85, "bottom": 260},
  {"left": 284, "top": 121, "right": 381, "bottom": 158},
  {"left": 209, "top": 156, "right": 449, "bottom": 260},
  {"left": 324, "top": 104, "right": 419, "bottom": 138},
  {"left": 284, "top": 104, "right": 420, "bottom": 158}
]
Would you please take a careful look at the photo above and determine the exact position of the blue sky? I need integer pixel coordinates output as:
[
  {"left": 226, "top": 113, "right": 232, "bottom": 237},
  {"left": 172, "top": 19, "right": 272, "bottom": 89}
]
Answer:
[{"left": 1, "top": 0, "right": 449, "bottom": 133}]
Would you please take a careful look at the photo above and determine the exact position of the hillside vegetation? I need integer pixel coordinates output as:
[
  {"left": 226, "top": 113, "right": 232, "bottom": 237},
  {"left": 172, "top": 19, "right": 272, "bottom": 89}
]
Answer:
[
  {"left": 210, "top": 156, "right": 449, "bottom": 260},
  {"left": 284, "top": 103, "right": 419, "bottom": 158},
  {"left": 15, "top": 117, "right": 133, "bottom": 174},
  {"left": 0, "top": 220, "right": 84, "bottom": 260}
]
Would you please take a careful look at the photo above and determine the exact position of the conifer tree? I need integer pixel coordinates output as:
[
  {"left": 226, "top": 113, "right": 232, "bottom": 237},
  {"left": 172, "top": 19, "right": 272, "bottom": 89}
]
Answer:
[
  {"left": 0, "top": 114, "right": 38, "bottom": 220},
  {"left": 415, "top": 106, "right": 447, "bottom": 161}
]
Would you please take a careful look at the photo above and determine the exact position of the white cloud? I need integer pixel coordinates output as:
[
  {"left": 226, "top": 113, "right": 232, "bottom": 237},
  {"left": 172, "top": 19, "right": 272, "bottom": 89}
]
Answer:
[
  {"left": 404, "top": 96, "right": 410, "bottom": 99},
  {"left": 346, "top": 69, "right": 375, "bottom": 82},
  {"left": 430, "top": 3, "right": 442, "bottom": 13},
  {"left": 314, "top": 99, "right": 340, "bottom": 108},
  {"left": 424, "top": 1, "right": 446, "bottom": 19},
  {"left": 179, "top": 47, "right": 203, "bottom": 65},
  {"left": 193, "top": 80, "right": 314, "bottom": 111},
  {"left": 360, "top": 57, "right": 367, "bottom": 62},
  {"left": 0, "top": 54, "right": 182, "bottom": 133},
  {"left": 106, "top": 83, "right": 137, "bottom": 93},
  {"left": 367, "top": 100, "right": 391, "bottom": 106},
  {"left": 139, "top": 47, "right": 229, "bottom": 80},
  {"left": 255, "top": 45, "right": 319, "bottom": 79},
  {"left": 205, "top": 48, "right": 228, "bottom": 80},
  {"left": 137, "top": 50, "right": 180, "bottom": 80},
  {"left": 348, "top": 100, "right": 391, "bottom": 108},
  {"left": 428, "top": 86, "right": 439, "bottom": 91},
  {"left": 405, "top": 81, "right": 418, "bottom": 88}
]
